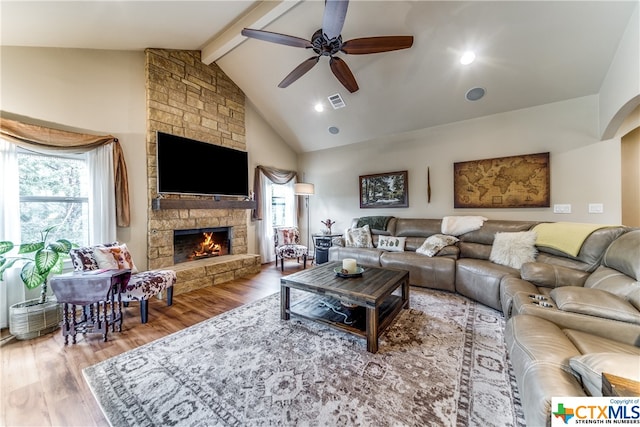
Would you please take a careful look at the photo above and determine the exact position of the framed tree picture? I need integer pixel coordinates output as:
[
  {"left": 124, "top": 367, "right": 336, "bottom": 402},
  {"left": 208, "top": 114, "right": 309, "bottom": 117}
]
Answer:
[{"left": 359, "top": 171, "right": 408, "bottom": 208}]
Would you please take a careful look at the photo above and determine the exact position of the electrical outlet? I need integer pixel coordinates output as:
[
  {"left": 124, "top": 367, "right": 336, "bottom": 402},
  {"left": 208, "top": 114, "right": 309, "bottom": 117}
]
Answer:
[
  {"left": 588, "top": 203, "right": 604, "bottom": 214},
  {"left": 553, "top": 204, "right": 572, "bottom": 214}
]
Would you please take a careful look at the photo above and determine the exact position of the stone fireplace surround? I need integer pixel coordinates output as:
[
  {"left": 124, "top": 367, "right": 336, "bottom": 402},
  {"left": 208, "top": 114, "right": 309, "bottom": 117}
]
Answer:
[{"left": 145, "top": 48, "right": 261, "bottom": 297}]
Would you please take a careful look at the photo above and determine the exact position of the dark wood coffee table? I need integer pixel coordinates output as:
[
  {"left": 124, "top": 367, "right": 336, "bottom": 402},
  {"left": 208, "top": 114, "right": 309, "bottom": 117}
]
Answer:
[{"left": 280, "top": 261, "right": 409, "bottom": 353}]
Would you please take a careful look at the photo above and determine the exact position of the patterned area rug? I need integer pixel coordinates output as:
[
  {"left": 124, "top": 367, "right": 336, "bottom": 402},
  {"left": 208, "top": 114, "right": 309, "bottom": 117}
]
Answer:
[{"left": 83, "top": 288, "right": 525, "bottom": 426}]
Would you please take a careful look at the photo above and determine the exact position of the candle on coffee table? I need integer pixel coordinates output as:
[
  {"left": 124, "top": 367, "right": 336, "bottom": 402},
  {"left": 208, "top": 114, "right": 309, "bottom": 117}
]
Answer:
[{"left": 342, "top": 258, "right": 357, "bottom": 274}]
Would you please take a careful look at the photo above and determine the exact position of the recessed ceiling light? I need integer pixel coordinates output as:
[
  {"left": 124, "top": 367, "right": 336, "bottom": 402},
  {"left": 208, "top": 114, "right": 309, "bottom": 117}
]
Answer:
[
  {"left": 314, "top": 103, "right": 324, "bottom": 112},
  {"left": 465, "top": 87, "right": 486, "bottom": 101},
  {"left": 460, "top": 51, "right": 476, "bottom": 65},
  {"left": 328, "top": 126, "right": 339, "bottom": 134}
]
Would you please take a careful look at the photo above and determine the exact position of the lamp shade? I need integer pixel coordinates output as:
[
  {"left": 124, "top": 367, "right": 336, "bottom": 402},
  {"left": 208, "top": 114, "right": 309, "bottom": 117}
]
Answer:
[{"left": 294, "top": 183, "right": 315, "bottom": 196}]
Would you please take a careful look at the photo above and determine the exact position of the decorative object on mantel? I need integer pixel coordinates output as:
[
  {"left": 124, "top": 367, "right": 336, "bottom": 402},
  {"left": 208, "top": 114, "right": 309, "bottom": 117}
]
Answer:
[
  {"left": 0, "top": 225, "right": 73, "bottom": 340},
  {"left": 320, "top": 218, "right": 335, "bottom": 235},
  {"left": 359, "top": 170, "right": 409, "bottom": 208},
  {"left": 453, "top": 152, "right": 550, "bottom": 208}
]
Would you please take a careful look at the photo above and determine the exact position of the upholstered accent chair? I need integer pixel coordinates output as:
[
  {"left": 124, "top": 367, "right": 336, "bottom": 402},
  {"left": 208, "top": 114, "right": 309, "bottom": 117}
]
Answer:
[
  {"left": 69, "top": 243, "right": 176, "bottom": 323},
  {"left": 274, "top": 226, "right": 308, "bottom": 271}
]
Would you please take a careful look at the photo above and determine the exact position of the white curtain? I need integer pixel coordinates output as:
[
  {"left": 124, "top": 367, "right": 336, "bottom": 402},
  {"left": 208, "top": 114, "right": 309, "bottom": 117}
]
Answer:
[
  {"left": 0, "top": 140, "right": 115, "bottom": 328},
  {"left": 256, "top": 175, "right": 297, "bottom": 264},
  {"left": 87, "top": 143, "right": 116, "bottom": 244},
  {"left": 0, "top": 140, "right": 24, "bottom": 328},
  {"left": 258, "top": 177, "right": 275, "bottom": 263},
  {"left": 282, "top": 180, "right": 296, "bottom": 227}
]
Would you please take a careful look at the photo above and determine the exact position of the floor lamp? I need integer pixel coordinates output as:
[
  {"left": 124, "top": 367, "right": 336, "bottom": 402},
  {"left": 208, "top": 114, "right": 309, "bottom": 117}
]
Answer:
[{"left": 294, "top": 182, "right": 315, "bottom": 261}]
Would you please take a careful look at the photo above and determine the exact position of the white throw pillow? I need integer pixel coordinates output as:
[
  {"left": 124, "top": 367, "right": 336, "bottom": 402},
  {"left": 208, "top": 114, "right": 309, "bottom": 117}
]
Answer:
[
  {"left": 489, "top": 231, "right": 537, "bottom": 269},
  {"left": 416, "top": 234, "right": 459, "bottom": 257},
  {"left": 570, "top": 353, "right": 640, "bottom": 397},
  {"left": 344, "top": 224, "right": 374, "bottom": 248},
  {"left": 94, "top": 243, "right": 139, "bottom": 273},
  {"left": 377, "top": 236, "right": 406, "bottom": 252}
]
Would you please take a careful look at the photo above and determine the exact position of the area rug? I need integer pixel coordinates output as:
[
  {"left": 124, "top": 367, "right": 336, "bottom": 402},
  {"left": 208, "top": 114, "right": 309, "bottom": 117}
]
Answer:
[{"left": 83, "top": 288, "right": 525, "bottom": 426}]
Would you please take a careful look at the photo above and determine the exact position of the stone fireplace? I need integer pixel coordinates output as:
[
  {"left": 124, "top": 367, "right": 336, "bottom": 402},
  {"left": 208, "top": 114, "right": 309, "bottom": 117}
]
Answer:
[
  {"left": 144, "top": 48, "right": 261, "bottom": 297},
  {"left": 173, "top": 227, "right": 231, "bottom": 264}
]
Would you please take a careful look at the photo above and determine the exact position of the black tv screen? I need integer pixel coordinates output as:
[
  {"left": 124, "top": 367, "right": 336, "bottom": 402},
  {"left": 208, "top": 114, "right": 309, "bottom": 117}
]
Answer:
[{"left": 156, "top": 131, "right": 249, "bottom": 197}]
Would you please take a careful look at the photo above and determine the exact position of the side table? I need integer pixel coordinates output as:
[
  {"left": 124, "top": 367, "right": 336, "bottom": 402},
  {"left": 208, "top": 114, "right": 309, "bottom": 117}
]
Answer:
[
  {"left": 313, "top": 234, "right": 342, "bottom": 265},
  {"left": 50, "top": 269, "right": 131, "bottom": 344},
  {"left": 602, "top": 372, "right": 640, "bottom": 396}
]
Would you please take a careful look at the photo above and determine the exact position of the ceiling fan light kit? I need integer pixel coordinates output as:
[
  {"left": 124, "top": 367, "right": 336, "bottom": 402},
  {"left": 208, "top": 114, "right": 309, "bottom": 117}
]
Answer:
[{"left": 241, "top": 0, "right": 414, "bottom": 93}]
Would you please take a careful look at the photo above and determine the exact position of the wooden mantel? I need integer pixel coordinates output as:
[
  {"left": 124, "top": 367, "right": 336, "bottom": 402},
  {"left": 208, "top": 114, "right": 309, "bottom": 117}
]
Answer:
[{"left": 152, "top": 198, "right": 257, "bottom": 210}]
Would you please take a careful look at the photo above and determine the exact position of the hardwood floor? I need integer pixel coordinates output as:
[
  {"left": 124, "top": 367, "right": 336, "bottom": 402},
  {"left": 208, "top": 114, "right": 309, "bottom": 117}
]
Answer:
[{"left": 0, "top": 262, "right": 301, "bottom": 427}]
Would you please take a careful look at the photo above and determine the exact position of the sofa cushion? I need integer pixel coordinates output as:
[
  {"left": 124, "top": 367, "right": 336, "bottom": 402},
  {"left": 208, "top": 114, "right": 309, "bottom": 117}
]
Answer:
[
  {"left": 569, "top": 353, "right": 640, "bottom": 397},
  {"left": 416, "top": 234, "right": 459, "bottom": 257},
  {"left": 504, "top": 315, "right": 585, "bottom": 427},
  {"left": 94, "top": 243, "right": 139, "bottom": 273},
  {"left": 535, "top": 226, "right": 628, "bottom": 271},
  {"left": 602, "top": 229, "right": 640, "bottom": 281},
  {"left": 121, "top": 269, "right": 177, "bottom": 302},
  {"left": 276, "top": 227, "right": 299, "bottom": 245},
  {"left": 585, "top": 265, "right": 640, "bottom": 302},
  {"left": 380, "top": 252, "right": 456, "bottom": 292},
  {"left": 520, "top": 262, "right": 590, "bottom": 288},
  {"left": 394, "top": 218, "right": 442, "bottom": 237},
  {"left": 550, "top": 287, "right": 640, "bottom": 325},
  {"left": 69, "top": 242, "right": 118, "bottom": 271},
  {"left": 328, "top": 246, "right": 383, "bottom": 267},
  {"left": 489, "top": 231, "right": 537, "bottom": 269},
  {"left": 344, "top": 224, "right": 374, "bottom": 248},
  {"left": 377, "top": 235, "right": 406, "bottom": 252}
]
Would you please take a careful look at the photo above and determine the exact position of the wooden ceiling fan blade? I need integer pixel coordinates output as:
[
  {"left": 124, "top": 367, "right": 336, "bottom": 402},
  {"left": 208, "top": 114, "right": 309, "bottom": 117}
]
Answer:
[
  {"left": 329, "top": 57, "right": 359, "bottom": 93},
  {"left": 241, "top": 28, "right": 312, "bottom": 49},
  {"left": 278, "top": 56, "right": 320, "bottom": 88},
  {"left": 322, "top": 0, "right": 349, "bottom": 41},
  {"left": 341, "top": 36, "right": 414, "bottom": 54}
]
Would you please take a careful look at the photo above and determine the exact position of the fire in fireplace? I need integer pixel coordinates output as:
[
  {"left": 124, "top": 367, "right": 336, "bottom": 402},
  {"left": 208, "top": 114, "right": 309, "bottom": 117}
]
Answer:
[
  {"left": 193, "top": 232, "right": 221, "bottom": 258},
  {"left": 174, "top": 227, "right": 231, "bottom": 264}
]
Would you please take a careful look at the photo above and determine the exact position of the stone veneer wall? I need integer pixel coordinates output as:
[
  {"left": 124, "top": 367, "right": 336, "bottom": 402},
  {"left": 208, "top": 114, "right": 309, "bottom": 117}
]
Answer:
[{"left": 145, "top": 49, "right": 260, "bottom": 288}]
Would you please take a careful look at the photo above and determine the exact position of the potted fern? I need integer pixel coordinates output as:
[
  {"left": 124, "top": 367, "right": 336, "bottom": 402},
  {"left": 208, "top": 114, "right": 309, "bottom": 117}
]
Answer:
[{"left": 0, "top": 225, "right": 74, "bottom": 340}]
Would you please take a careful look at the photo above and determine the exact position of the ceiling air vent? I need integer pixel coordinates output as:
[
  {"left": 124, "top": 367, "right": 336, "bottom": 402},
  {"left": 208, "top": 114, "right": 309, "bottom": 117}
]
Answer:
[{"left": 328, "top": 93, "right": 346, "bottom": 109}]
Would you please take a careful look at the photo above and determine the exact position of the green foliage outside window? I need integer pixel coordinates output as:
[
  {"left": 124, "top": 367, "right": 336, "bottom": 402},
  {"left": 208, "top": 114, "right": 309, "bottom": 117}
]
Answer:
[{"left": 17, "top": 150, "right": 89, "bottom": 246}]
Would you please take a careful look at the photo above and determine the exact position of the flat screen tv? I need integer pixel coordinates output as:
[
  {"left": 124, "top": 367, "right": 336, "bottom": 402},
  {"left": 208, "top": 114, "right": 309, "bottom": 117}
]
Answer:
[{"left": 156, "top": 131, "right": 249, "bottom": 197}]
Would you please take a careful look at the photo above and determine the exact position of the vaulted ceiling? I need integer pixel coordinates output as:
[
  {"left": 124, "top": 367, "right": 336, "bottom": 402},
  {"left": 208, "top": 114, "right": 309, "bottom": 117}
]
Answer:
[{"left": 2, "top": 1, "right": 637, "bottom": 153}]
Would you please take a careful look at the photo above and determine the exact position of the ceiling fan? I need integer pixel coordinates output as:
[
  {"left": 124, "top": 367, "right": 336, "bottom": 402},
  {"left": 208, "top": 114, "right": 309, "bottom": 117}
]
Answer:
[{"left": 241, "top": 0, "right": 414, "bottom": 93}]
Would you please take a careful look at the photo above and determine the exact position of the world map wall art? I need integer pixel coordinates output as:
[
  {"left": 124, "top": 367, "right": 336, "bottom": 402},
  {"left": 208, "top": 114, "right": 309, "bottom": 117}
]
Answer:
[{"left": 453, "top": 152, "right": 550, "bottom": 208}]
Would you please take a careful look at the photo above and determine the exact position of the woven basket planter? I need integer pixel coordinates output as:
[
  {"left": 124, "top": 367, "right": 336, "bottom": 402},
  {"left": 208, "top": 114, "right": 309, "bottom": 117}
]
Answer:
[{"left": 9, "top": 298, "right": 62, "bottom": 340}]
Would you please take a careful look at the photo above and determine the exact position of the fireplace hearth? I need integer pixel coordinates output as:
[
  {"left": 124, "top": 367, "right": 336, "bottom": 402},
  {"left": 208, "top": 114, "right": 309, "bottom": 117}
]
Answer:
[{"left": 174, "top": 227, "right": 231, "bottom": 264}]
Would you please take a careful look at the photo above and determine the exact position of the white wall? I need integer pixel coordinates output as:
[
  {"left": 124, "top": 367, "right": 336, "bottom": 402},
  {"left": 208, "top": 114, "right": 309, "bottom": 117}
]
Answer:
[
  {"left": 599, "top": 3, "right": 640, "bottom": 139},
  {"left": 0, "top": 46, "right": 148, "bottom": 267},
  {"left": 245, "top": 99, "right": 298, "bottom": 255},
  {"left": 0, "top": 47, "right": 298, "bottom": 267},
  {"left": 299, "top": 95, "right": 623, "bottom": 236}
]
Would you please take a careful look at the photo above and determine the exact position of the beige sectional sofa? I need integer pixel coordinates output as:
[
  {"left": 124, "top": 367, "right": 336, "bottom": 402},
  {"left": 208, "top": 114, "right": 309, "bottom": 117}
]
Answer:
[
  {"left": 329, "top": 217, "right": 639, "bottom": 426},
  {"left": 329, "top": 217, "right": 627, "bottom": 311}
]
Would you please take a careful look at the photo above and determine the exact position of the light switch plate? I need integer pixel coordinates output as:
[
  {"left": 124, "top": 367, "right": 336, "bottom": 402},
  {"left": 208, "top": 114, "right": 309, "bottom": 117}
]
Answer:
[
  {"left": 553, "top": 204, "right": 572, "bottom": 214},
  {"left": 588, "top": 203, "right": 604, "bottom": 214}
]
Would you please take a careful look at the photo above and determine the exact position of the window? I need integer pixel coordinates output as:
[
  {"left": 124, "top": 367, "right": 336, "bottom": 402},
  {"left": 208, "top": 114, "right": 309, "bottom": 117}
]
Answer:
[
  {"left": 17, "top": 147, "right": 89, "bottom": 245},
  {"left": 271, "top": 184, "right": 293, "bottom": 227}
]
